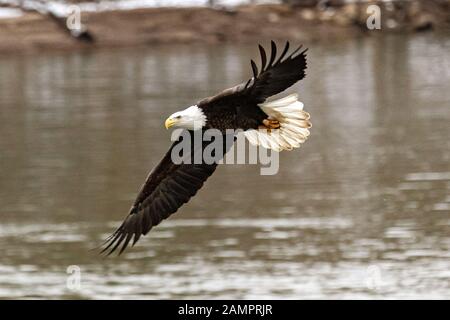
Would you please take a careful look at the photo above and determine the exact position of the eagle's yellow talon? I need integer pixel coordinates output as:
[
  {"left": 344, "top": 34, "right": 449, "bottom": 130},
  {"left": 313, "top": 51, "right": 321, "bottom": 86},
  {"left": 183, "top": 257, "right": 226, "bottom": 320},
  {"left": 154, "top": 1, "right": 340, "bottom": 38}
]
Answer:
[{"left": 262, "top": 119, "right": 281, "bottom": 129}]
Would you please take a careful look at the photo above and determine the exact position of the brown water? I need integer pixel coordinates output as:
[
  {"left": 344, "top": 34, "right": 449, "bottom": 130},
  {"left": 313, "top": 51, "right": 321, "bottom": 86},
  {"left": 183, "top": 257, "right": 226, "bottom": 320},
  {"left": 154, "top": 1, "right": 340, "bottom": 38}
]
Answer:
[{"left": 0, "top": 34, "right": 449, "bottom": 299}]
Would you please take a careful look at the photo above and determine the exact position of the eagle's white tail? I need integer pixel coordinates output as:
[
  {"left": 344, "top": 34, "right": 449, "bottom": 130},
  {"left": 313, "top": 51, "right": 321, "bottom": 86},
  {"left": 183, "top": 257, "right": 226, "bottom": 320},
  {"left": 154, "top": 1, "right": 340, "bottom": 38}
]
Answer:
[{"left": 243, "top": 93, "right": 311, "bottom": 152}]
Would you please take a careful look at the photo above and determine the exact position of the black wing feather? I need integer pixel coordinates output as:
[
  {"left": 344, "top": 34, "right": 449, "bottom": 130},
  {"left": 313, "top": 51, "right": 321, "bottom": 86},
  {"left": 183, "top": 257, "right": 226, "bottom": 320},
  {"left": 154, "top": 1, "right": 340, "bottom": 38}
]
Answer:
[
  {"left": 198, "top": 41, "right": 307, "bottom": 107},
  {"left": 258, "top": 44, "right": 267, "bottom": 72},
  {"left": 249, "top": 41, "right": 307, "bottom": 102},
  {"left": 250, "top": 59, "right": 258, "bottom": 79},
  {"left": 275, "top": 41, "right": 290, "bottom": 66},
  {"left": 101, "top": 131, "right": 221, "bottom": 255},
  {"left": 268, "top": 40, "right": 277, "bottom": 68}
]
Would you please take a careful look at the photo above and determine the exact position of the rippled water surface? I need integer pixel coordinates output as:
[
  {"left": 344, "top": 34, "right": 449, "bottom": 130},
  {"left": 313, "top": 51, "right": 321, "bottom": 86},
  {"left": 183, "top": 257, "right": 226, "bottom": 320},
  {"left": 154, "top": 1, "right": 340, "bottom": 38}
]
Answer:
[{"left": 0, "top": 34, "right": 449, "bottom": 299}]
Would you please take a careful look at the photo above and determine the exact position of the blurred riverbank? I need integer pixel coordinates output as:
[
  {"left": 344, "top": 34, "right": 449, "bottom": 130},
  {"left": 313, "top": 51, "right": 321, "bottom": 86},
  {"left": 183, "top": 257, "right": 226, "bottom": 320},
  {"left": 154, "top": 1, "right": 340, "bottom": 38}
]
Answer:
[{"left": 0, "top": 1, "right": 449, "bottom": 53}]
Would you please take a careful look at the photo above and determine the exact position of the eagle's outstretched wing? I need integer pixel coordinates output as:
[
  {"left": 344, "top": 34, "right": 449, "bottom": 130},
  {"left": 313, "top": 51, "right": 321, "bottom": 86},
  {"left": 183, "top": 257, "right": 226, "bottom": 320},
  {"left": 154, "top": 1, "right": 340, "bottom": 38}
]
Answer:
[
  {"left": 199, "top": 41, "right": 308, "bottom": 106},
  {"left": 102, "top": 131, "right": 228, "bottom": 255}
]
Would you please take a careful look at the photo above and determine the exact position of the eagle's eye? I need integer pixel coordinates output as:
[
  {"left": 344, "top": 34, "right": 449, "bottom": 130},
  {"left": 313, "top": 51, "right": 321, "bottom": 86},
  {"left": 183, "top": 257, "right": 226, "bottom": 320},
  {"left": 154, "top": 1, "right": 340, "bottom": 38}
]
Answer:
[{"left": 175, "top": 115, "right": 181, "bottom": 119}]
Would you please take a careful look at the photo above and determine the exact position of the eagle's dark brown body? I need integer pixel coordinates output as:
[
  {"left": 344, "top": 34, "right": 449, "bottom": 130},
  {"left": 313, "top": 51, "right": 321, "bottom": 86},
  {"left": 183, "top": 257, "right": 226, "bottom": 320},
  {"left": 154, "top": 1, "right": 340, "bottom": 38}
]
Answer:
[{"left": 199, "top": 95, "right": 267, "bottom": 132}]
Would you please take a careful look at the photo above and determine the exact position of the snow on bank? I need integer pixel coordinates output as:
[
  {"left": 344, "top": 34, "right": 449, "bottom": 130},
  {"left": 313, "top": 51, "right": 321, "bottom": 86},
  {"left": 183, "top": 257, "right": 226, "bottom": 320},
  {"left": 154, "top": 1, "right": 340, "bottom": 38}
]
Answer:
[
  {"left": 0, "top": 0, "right": 279, "bottom": 18},
  {"left": 0, "top": 7, "right": 23, "bottom": 19}
]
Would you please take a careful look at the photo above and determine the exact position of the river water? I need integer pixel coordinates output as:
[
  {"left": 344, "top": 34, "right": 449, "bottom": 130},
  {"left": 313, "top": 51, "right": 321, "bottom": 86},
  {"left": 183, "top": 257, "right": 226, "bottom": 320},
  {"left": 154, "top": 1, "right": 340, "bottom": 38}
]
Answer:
[{"left": 0, "top": 34, "right": 449, "bottom": 299}]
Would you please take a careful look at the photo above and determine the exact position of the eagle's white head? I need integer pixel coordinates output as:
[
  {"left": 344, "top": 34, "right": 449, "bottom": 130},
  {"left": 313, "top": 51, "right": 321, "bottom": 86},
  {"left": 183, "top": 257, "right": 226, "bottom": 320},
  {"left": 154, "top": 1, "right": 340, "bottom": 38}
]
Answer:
[{"left": 165, "top": 105, "right": 206, "bottom": 130}]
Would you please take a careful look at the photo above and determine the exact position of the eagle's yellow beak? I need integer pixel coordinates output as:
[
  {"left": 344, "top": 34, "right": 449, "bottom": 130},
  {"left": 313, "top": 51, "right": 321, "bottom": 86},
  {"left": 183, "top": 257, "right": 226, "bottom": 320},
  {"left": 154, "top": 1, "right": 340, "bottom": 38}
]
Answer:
[{"left": 165, "top": 118, "right": 177, "bottom": 129}]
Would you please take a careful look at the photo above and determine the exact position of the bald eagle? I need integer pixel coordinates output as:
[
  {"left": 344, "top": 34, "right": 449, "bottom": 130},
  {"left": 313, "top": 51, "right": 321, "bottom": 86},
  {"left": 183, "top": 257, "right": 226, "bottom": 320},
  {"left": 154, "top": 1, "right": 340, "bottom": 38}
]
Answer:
[{"left": 102, "top": 41, "right": 311, "bottom": 255}]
